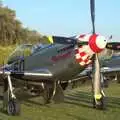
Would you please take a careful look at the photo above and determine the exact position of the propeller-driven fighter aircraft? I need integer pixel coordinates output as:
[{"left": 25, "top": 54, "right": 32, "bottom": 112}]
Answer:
[{"left": 0, "top": 0, "right": 120, "bottom": 115}]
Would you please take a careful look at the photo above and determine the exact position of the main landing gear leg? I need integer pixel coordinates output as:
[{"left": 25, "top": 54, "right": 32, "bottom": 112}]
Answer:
[
  {"left": 47, "top": 81, "right": 64, "bottom": 104},
  {"left": 3, "top": 75, "right": 20, "bottom": 115}
]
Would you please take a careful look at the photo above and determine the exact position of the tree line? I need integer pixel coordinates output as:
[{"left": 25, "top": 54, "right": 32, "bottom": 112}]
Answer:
[{"left": 0, "top": 3, "right": 48, "bottom": 46}]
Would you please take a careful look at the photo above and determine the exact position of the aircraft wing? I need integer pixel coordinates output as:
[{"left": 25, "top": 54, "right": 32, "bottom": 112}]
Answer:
[
  {"left": 101, "top": 67, "right": 120, "bottom": 76},
  {"left": 76, "top": 66, "right": 120, "bottom": 78},
  {"left": 0, "top": 69, "right": 53, "bottom": 81}
]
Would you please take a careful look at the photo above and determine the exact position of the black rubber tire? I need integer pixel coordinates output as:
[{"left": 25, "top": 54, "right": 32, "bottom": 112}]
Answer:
[
  {"left": 44, "top": 82, "right": 64, "bottom": 104},
  {"left": 93, "top": 96, "right": 106, "bottom": 110},
  {"left": 52, "top": 84, "right": 64, "bottom": 103},
  {"left": 93, "top": 98, "right": 96, "bottom": 108},
  {"left": 7, "top": 99, "right": 20, "bottom": 116}
]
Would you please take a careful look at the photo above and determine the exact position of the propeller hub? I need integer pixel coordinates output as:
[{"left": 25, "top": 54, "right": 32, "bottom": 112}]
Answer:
[{"left": 89, "top": 34, "right": 107, "bottom": 53}]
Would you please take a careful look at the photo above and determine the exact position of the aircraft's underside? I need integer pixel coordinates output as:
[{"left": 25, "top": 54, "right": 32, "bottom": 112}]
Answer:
[{"left": 0, "top": 68, "right": 92, "bottom": 115}]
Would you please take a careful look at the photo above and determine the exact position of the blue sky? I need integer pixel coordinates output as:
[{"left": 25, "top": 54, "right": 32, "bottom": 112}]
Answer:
[{"left": 3, "top": 0, "right": 120, "bottom": 40}]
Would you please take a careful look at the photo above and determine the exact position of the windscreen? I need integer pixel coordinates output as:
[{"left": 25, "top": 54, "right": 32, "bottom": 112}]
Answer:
[
  {"left": 7, "top": 44, "right": 51, "bottom": 64},
  {"left": 7, "top": 44, "right": 33, "bottom": 64}
]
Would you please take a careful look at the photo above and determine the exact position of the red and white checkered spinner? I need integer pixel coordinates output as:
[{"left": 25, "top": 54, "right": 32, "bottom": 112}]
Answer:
[{"left": 75, "top": 34, "right": 107, "bottom": 66}]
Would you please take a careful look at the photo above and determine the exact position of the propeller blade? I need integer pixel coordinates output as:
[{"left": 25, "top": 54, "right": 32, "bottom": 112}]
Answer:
[
  {"left": 90, "top": 0, "right": 103, "bottom": 105},
  {"left": 90, "top": 0, "right": 96, "bottom": 73},
  {"left": 90, "top": 0, "right": 95, "bottom": 34},
  {"left": 94, "top": 53, "right": 101, "bottom": 100},
  {"left": 47, "top": 36, "right": 88, "bottom": 45},
  {"left": 47, "top": 36, "right": 76, "bottom": 44},
  {"left": 106, "top": 42, "right": 120, "bottom": 50},
  {"left": 90, "top": 0, "right": 96, "bottom": 78},
  {"left": 52, "top": 36, "right": 76, "bottom": 44}
]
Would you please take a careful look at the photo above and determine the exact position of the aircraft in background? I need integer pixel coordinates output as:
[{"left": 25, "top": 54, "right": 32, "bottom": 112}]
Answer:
[{"left": 78, "top": 49, "right": 120, "bottom": 86}]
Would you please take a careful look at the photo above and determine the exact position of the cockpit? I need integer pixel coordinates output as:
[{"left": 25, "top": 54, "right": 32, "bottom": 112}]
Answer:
[{"left": 7, "top": 43, "right": 50, "bottom": 64}]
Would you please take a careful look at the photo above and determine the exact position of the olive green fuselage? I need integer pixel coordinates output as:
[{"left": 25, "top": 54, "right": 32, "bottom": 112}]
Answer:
[{"left": 7, "top": 44, "right": 85, "bottom": 82}]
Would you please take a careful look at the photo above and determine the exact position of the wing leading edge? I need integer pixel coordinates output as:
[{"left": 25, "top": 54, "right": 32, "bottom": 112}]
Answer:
[{"left": 0, "top": 69, "right": 53, "bottom": 81}]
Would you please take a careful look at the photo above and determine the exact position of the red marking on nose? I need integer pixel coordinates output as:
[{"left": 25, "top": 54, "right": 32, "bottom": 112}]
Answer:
[
  {"left": 88, "top": 34, "right": 103, "bottom": 53},
  {"left": 80, "top": 52, "right": 86, "bottom": 57},
  {"left": 74, "top": 49, "right": 79, "bottom": 54},
  {"left": 79, "top": 34, "right": 86, "bottom": 38}
]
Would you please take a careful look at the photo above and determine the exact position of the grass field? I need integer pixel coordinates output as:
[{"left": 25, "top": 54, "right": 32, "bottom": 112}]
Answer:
[{"left": 0, "top": 81, "right": 120, "bottom": 120}]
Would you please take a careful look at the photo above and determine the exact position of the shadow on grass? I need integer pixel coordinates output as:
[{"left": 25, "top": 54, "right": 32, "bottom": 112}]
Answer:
[
  {"left": 64, "top": 91, "right": 93, "bottom": 109},
  {"left": 24, "top": 99, "right": 50, "bottom": 108},
  {"left": 0, "top": 88, "right": 120, "bottom": 116},
  {"left": 64, "top": 90, "right": 120, "bottom": 109},
  {"left": 0, "top": 95, "right": 3, "bottom": 100},
  {"left": 107, "top": 96, "right": 120, "bottom": 108}
]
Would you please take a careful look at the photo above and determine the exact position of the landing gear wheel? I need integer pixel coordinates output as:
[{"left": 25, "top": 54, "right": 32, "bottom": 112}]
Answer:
[
  {"left": 3, "top": 77, "right": 20, "bottom": 115},
  {"left": 52, "top": 84, "right": 64, "bottom": 103},
  {"left": 7, "top": 99, "right": 20, "bottom": 116},
  {"left": 93, "top": 96, "right": 105, "bottom": 110},
  {"left": 117, "top": 77, "right": 120, "bottom": 83},
  {"left": 39, "top": 86, "right": 50, "bottom": 105},
  {"left": 43, "top": 81, "right": 64, "bottom": 104}
]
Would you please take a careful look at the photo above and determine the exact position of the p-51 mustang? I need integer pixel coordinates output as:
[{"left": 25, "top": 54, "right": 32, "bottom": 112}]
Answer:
[{"left": 0, "top": 0, "right": 120, "bottom": 115}]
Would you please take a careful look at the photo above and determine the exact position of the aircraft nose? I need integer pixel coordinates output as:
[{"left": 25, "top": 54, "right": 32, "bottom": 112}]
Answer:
[{"left": 88, "top": 34, "right": 107, "bottom": 53}]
